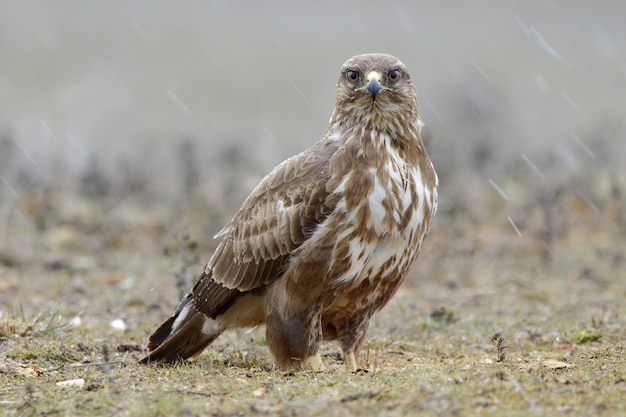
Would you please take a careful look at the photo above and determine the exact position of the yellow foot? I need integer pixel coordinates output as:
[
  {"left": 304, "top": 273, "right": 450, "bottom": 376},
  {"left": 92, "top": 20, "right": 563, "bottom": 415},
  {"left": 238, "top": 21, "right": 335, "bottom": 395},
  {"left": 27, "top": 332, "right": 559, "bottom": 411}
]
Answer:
[
  {"left": 344, "top": 352, "right": 358, "bottom": 372},
  {"left": 308, "top": 352, "right": 326, "bottom": 372}
]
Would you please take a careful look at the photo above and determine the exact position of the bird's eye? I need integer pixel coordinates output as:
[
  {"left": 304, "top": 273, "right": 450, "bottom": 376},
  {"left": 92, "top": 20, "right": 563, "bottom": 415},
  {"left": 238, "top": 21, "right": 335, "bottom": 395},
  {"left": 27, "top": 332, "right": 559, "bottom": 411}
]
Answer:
[
  {"left": 346, "top": 70, "right": 359, "bottom": 82},
  {"left": 388, "top": 69, "right": 401, "bottom": 82}
]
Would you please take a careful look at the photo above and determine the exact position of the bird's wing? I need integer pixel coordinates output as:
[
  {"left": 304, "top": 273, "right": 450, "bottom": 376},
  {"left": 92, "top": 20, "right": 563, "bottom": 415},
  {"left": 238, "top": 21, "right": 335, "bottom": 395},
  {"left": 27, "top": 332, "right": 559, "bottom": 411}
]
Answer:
[{"left": 192, "top": 139, "right": 339, "bottom": 318}]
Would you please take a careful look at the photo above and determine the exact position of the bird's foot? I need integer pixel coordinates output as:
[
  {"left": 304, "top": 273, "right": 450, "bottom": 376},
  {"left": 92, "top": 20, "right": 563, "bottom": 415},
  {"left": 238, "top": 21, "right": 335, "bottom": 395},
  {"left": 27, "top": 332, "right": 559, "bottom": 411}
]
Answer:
[
  {"left": 344, "top": 352, "right": 358, "bottom": 372},
  {"left": 308, "top": 352, "right": 326, "bottom": 372},
  {"left": 342, "top": 352, "right": 370, "bottom": 373}
]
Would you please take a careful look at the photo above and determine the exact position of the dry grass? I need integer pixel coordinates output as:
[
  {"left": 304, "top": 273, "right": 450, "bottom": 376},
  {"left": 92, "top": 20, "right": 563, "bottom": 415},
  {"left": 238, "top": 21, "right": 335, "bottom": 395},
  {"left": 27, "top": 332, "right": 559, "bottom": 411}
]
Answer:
[
  {"left": 1, "top": 186, "right": 624, "bottom": 417},
  {"left": 2, "top": 3, "right": 625, "bottom": 414}
]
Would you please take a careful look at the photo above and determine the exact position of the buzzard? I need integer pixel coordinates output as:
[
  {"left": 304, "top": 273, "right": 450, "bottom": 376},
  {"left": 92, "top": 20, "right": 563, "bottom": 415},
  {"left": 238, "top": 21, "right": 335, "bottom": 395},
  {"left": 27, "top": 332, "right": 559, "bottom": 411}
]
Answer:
[{"left": 140, "top": 53, "right": 438, "bottom": 371}]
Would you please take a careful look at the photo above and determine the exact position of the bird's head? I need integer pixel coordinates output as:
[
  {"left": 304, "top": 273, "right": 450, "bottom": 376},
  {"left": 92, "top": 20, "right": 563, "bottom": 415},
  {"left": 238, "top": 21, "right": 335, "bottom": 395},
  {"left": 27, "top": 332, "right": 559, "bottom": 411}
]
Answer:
[{"left": 333, "top": 53, "right": 420, "bottom": 130}]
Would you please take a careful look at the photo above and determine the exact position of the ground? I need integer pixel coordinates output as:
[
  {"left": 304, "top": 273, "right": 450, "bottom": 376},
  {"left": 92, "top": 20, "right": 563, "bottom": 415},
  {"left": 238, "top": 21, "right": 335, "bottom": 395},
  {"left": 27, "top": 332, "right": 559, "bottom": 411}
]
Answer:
[
  {"left": 0, "top": 185, "right": 624, "bottom": 417},
  {"left": 1, "top": 2, "right": 625, "bottom": 415}
]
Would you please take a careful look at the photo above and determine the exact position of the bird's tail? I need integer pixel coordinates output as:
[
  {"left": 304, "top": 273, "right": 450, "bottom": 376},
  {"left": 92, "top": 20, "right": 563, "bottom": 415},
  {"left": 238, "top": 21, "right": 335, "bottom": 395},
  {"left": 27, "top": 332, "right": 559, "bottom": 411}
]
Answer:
[{"left": 139, "top": 293, "right": 223, "bottom": 364}]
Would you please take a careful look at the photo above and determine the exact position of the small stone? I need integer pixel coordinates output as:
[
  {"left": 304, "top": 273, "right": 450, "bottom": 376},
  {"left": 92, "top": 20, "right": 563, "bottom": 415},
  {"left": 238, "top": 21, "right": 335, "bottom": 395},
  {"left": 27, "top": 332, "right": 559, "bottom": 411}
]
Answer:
[
  {"left": 56, "top": 378, "right": 85, "bottom": 388},
  {"left": 109, "top": 318, "right": 127, "bottom": 331}
]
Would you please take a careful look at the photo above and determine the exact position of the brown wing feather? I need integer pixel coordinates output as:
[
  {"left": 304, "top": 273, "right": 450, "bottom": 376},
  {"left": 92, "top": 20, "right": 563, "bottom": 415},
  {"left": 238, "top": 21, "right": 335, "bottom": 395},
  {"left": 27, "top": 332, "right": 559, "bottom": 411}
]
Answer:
[
  {"left": 192, "top": 270, "right": 244, "bottom": 319},
  {"left": 191, "top": 139, "right": 338, "bottom": 318}
]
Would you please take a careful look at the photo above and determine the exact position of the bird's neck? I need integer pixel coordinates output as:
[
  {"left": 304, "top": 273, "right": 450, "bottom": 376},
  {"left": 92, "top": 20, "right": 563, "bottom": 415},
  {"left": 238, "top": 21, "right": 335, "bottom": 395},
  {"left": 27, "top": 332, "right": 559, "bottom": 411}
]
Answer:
[
  {"left": 324, "top": 114, "right": 437, "bottom": 238},
  {"left": 327, "top": 117, "right": 424, "bottom": 168}
]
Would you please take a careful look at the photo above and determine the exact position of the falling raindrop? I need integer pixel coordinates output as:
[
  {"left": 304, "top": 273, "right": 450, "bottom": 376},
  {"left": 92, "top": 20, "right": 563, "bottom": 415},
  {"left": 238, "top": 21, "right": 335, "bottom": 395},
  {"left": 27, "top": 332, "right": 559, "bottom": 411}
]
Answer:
[
  {"left": 421, "top": 96, "right": 443, "bottom": 122},
  {"left": 0, "top": 175, "right": 20, "bottom": 198},
  {"left": 507, "top": 216, "right": 522, "bottom": 237},
  {"left": 201, "top": 41, "right": 224, "bottom": 70},
  {"left": 571, "top": 134, "right": 595, "bottom": 159},
  {"left": 512, "top": 14, "right": 531, "bottom": 36},
  {"left": 560, "top": 91, "right": 579, "bottom": 111},
  {"left": 244, "top": 325, "right": 258, "bottom": 335},
  {"left": 531, "top": 26, "right": 559, "bottom": 58},
  {"left": 521, "top": 153, "right": 545, "bottom": 179},
  {"left": 471, "top": 60, "right": 491, "bottom": 82},
  {"left": 12, "top": 138, "right": 36, "bottom": 164},
  {"left": 165, "top": 89, "right": 193, "bottom": 116},
  {"left": 38, "top": 117, "right": 59, "bottom": 143},
  {"left": 529, "top": 26, "right": 573, "bottom": 69},
  {"left": 487, "top": 178, "right": 509, "bottom": 201},
  {"left": 531, "top": 72, "right": 551, "bottom": 94},
  {"left": 289, "top": 80, "right": 310, "bottom": 104},
  {"left": 576, "top": 191, "right": 599, "bottom": 214}
]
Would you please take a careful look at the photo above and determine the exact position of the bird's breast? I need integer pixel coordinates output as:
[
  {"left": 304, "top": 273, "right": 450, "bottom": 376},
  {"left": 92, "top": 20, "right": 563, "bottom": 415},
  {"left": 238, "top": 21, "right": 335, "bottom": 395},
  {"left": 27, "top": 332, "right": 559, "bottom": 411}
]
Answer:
[{"left": 327, "top": 143, "right": 435, "bottom": 290}]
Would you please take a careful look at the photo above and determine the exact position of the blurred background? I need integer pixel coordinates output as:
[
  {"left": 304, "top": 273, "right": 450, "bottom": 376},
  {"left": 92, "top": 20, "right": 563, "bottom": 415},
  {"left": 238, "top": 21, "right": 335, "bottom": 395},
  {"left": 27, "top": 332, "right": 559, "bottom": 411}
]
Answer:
[{"left": 0, "top": 1, "right": 624, "bottom": 299}]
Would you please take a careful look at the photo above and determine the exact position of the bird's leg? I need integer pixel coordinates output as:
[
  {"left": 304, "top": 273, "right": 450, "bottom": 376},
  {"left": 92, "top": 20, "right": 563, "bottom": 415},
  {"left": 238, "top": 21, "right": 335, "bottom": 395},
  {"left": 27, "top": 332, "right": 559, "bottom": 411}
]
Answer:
[
  {"left": 337, "top": 314, "right": 371, "bottom": 372},
  {"left": 308, "top": 352, "right": 326, "bottom": 372},
  {"left": 266, "top": 293, "right": 323, "bottom": 371},
  {"left": 343, "top": 351, "right": 357, "bottom": 372}
]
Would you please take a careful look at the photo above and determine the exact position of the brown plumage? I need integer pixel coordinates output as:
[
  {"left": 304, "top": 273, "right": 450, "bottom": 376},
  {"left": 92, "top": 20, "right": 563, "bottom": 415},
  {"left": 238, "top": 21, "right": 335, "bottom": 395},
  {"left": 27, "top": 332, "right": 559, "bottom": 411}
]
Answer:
[{"left": 140, "top": 53, "right": 438, "bottom": 371}]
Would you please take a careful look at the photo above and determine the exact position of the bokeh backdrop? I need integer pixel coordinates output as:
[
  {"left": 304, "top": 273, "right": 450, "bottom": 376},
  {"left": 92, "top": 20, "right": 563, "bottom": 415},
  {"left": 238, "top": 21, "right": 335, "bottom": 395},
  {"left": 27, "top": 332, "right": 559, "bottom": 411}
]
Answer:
[{"left": 1, "top": 1, "right": 624, "bottom": 261}]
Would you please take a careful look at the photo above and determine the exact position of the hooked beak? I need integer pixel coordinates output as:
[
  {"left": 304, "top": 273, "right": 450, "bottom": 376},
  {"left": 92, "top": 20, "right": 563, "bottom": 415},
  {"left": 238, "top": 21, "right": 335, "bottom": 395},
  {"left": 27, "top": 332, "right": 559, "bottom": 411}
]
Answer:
[
  {"left": 365, "top": 71, "right": 382, "bottom": 100},
  {"left": 354, "top": 70, "right": 392, "bottom": 101}
]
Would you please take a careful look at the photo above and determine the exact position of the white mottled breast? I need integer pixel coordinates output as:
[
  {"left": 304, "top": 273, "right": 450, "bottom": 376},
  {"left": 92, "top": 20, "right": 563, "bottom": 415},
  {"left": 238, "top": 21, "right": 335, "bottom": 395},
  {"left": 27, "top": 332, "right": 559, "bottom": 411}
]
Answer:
[{"left": 329, "top": 130, "right": 437, "bottom": 289}]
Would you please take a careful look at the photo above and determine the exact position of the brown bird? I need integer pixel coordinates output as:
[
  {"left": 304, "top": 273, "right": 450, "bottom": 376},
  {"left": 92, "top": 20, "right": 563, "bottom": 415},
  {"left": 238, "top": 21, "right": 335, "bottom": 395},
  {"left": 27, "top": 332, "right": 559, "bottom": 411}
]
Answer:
[{"left": 140, "top": 53, "right": 438, "bottom": 371}]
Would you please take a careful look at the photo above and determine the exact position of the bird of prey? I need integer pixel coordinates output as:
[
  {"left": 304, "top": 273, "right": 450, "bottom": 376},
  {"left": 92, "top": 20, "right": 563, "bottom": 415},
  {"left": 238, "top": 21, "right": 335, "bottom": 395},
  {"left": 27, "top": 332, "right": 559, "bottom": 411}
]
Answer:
[{"left": 140, "top": 53, "right": 438, "bottom": 371}]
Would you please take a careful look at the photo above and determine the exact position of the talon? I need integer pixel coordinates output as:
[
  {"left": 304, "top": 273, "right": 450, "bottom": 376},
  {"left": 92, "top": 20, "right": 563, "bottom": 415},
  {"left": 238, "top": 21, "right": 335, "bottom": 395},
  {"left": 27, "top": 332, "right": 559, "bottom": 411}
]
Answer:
[{"left": 308, "top": 353, "right": 326, "bottom": 372}]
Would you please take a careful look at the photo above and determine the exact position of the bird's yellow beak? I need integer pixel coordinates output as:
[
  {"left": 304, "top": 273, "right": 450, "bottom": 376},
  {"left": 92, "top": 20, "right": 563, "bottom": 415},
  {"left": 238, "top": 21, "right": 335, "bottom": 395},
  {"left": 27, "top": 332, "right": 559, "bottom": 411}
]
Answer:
[{"left": 356, "top": 71, "right": 391, "bottom": 101}]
